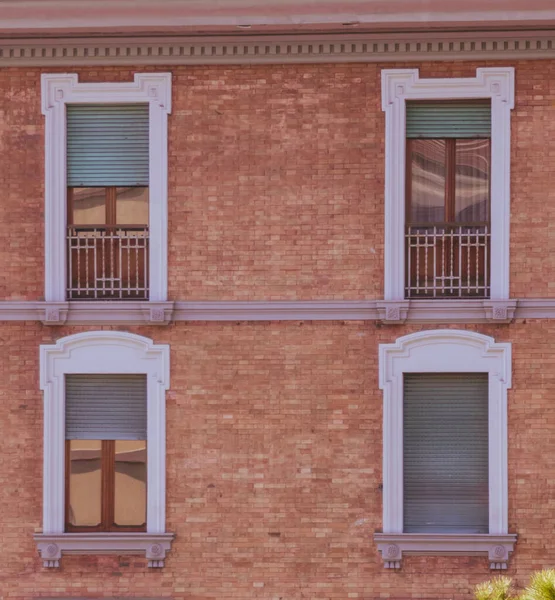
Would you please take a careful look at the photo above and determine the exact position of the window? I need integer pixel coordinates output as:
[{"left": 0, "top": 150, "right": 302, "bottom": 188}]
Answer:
[
  {"left": 67, "top": 105, "right": 150, "bottom": 300},
  {"left": 41, "top": 73, "right": 171, "bottom": 305},
  {"left": 405, "top": 102, "right": 491, "bottom": 298},
  {"left": 403, "top": 373, "right": 488, "bottom": 533},
  {"left": 375, "top": 330, "right": 516, "bottom": 570},
  {"left": 35, "top": 331, "right": 173, "bottom": 568},
  {"left": 65, "top": 375, "right": 147, "bottom": 532},
  {"left": 381, "top": 68, "right": 514, "bottom": 304}
]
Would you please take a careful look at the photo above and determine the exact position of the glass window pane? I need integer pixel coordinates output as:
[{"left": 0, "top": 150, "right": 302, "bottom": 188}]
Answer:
[
  {"left": 116, "top": 187, "right": 149, "bottom": 225},
  {"left": 114, "top": 440, "right": 147, "bottom": 527},
  {"left": 409, "top": 139, "right": 446, "bottom": 224},
  {"left": 68, "top": 440, "right": 102, "bottom": 527},
  {"left": 71, "top": 188, "right": 106, "bottom": 225},
  {"left": 455, "top": 139, "right": 490, "bottom": 223}
]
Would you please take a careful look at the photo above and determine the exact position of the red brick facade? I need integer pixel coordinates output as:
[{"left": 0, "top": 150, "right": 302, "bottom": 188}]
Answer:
[{"left": 0, "top": 60, "right": 553, "bottom": 598}]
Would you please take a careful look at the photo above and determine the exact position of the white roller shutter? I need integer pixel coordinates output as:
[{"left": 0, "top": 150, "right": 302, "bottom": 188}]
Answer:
[{"left": 65, "top": 374, "right": 147, "bottom": 440}]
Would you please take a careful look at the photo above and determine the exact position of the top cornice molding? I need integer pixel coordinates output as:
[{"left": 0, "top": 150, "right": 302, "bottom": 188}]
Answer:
[
  {"left": 3, "top": 31, "right": 555, "bottom": 66},
  {"left": 2, "top": 1, "right": 555, "bottom": 36}
]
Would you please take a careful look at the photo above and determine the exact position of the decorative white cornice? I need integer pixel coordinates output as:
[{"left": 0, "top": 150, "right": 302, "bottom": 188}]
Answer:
[
  {"left": 3, "top": 31, "right": 555, "bottom": 66},
  {"left": 0, "top": 298, "right": 554, "bottom": 323}
]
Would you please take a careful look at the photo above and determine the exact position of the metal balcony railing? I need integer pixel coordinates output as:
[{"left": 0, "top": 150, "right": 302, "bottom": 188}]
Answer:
[
  {"left": 67, "top": 225, "right": 149, "bottom": 300},
  {"left": 405, "top": 223, "right": 490, "bottom": 299}
]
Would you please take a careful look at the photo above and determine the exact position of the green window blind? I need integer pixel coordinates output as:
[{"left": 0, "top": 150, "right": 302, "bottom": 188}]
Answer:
[
  {"left": 403, "top": 373, "right": 489, "bottom": 534},
  {"left": 65, "top": 374, "right": 147, "bottom": 440},
  {"left": 406, "top": 101, "right": 491, "bottom": 138},
  {"left": 67, "top": 104, "right": 149, "bottom": 187}
]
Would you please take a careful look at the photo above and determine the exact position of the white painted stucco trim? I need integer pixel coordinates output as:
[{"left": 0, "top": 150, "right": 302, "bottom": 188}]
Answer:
[
  {"left": 6, "top": 297, "right": 555, "bottom": 322},
  {"left": 374, "top": 532, "right": 517, "bottom": 570},
  {"left": 34, "top": 532, "right": 174, "bottom": 568},
  {"left": 376, "top": 329, "right": 513, "bottom": 568},
  {"left": 41, "top": 72, "right": 172, "bottom": 303},
  {"left": 37, "top": 331, "right": 171, "bottom": 567},
  {"left": 381, "top": 67, "right": 514, "bottom": 302}
]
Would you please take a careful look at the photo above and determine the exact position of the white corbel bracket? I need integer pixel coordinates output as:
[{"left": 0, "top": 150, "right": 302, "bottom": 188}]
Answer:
[
  {"left": 484, "top": 300, "right": 518, "bottom": 323},
  {"left": 41, "top": 302, "right": 69, "bottom": 325},
  {"left": 376, "top": 301, "right": 409, "bottom": 324},
  {"left": 143, "top": 301, "right": 175, "bottom": 325}
]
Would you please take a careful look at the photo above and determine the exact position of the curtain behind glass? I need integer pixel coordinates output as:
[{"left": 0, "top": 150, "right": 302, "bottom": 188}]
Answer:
[
  {"left": 455, "top": 139, "right": 490, "bottom": 223},
  {"left": 409, "top": 139, "right": 446, "bottom": 224}
]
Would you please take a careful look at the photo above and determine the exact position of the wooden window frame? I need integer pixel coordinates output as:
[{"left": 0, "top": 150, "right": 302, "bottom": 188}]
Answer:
[
  {"left": 67, "top": 186, "right": 149, "bottom": 229},
  {"left": 405, "top": 137, "right": 492, "bottom": 227},
  {"left": 404, "top": 137, "right": 492, "bottom": 299},
  {"left": 65, "top": 439, "right": 146, "bottom": 533},
  {"left": 66, "top": 186, "right": 150, "bottom": 301}
]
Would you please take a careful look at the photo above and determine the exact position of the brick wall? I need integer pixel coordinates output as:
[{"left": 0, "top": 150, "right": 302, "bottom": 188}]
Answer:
[
  {"left": 2, "top": 60, "right": 554, "bottom": 300},
  {"left": 0, "top": 59, "right": 554, "bottom": 598},
  {"left": 0, "top": 320, "right": 552, "bottom": 598}
]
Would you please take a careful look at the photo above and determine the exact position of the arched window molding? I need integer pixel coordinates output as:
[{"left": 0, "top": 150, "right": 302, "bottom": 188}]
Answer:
[
  {"left": 34, "top": 331, "right": 173, "bottom": 568},
  {"left": 374, "top": 329, "right": 516, "bottom": 569}
]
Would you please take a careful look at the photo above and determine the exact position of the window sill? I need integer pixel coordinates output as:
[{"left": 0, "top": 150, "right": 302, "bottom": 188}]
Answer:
[
  {"left": 377, "top": 299, "right": 517, "bottom": 323},
  {"left": 34, "top": 532, "right": 174, "bottom": 568},
  {"left": 374, "top": 532, "right": 517, "bottom": 570},
  {"left": 41, "top": 301, "right": 175, "bottom": 325}
]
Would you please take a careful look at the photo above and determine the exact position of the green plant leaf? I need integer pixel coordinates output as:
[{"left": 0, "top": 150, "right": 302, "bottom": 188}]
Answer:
[
  {"left": 521, "top": 570, "right": 555, "bottom": 600},
  {"left": 475, "top": 576, "right": 515, "bottom": 600}
]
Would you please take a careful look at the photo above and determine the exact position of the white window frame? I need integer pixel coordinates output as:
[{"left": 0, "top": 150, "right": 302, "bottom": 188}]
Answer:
[
  {"left": 34, "top": 331, "right": 173, "bottom": 568},
  {"left": 374, "top": 329, "right": 516, "bottom": 570},
  {"left": 41, "top": 72, "right": 172, "bottom": 303},
  {"left": 381, "top": 67, "right": 514, "bottom": 302}
]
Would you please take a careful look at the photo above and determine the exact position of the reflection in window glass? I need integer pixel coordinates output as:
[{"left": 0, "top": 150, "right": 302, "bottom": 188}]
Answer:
[
  {"left": 71, "top": 188, "right": 106, "bottom": 224},
  {"left": 116, "top": 187, "right": 149, "bottom": 225},
  {"left": 68, "top": 440, "right": 102, "bottom": 527},
  {"left": 114, "top": 440, "right": 147, "bottom": 526},
  {"left": 455, "top": 139, "right": 490, "bottom": 223},
  {"left": 409, "top": 139, "right": 446, "bottom": 224}
]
